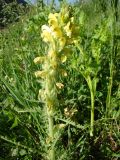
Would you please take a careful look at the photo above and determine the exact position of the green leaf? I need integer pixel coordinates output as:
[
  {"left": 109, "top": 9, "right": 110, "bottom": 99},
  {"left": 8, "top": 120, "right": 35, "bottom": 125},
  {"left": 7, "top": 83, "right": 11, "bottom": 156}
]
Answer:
[
  {"left": 112, "top": 153, "right": 120, "bottom": 158},
  {"left": 0, "top": 77, "right": 27, "bottom": 107},
  {"left": 11, "top": 117, "right": 18, "bottom": 129}
]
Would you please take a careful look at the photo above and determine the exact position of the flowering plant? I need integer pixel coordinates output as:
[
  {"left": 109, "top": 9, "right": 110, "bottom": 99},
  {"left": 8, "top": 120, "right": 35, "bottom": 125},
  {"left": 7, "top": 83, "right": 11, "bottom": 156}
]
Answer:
[{"left": 34, "top": 6, "right": 79, "bottom": 160}]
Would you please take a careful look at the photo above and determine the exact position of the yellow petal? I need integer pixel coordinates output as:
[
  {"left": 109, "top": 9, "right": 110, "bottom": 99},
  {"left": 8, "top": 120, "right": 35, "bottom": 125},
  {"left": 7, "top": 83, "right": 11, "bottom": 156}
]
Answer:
[
  {"left": 48, "top": 13, "right": 58, "bottom": 22},
  {"left": 34, "top": 57, "right": 44, "bottom": 64},
  {"left": 61, "top": 69, "right": 67, "bottom": 77},
  {"left": 41, "top": 25, "right": 53, "bottom": 42},
  {"left": 59, "top": 37, "right": 66, "bottom": 49},
  {"left": 38, "top": 89, "right": 45, "bottom": 101},
  {"left": 41, "top": 25, "right": 51, "bottom": 33},
  {"left": 48, "top": 19, "right": 58, "bottom": 29},
  {"left": 64, "top": 22, "right": 72, "bottom": 37},
  {"left": 56, "top": 82, "right": 64, "bottom": 89},
  {"left": 61, "top": 55, "right": 67, "bottom": 63},
  {"left": 35, "top": 71, "right": 46, "bottom": 78},
  {"left": 48, "top": 13, "right": 59, "bottom": 29},
  {"left": 52, "top": 27, "right": 62, "bottom": 38},
  {"left": 70, "top": 17, "right": 74, "bottom": 23},
  {"left": 41, "top": 31, "right": 52, "bottom": 42},
  {"left": 48, "top": 49, "right": 56, "bottom": 57},
  {"left": 59, "top": 123, "right": 66, "bottom": 128}
]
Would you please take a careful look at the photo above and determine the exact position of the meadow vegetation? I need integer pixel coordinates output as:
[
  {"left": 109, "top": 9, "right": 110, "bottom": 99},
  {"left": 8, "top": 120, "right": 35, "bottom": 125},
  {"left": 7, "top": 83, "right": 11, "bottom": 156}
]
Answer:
[{"left": 0, "top": 0, "right": 120, "bottom": 159}]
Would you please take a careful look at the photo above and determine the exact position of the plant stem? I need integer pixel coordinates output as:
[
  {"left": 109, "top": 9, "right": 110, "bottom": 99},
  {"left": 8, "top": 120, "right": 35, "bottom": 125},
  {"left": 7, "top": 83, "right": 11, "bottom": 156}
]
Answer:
[
  {"left": 106, "top": 58, "right": 113, "bottom": 117},
  {"left": 86, "top": 76, "right": 95, "bottom": 137},
  {"left": 48, "top": 114, "right": 55, "bottom": 160},
  {"left": 90, "top": 89, "right": 94, "bottom": 137},
  {"left": 45, "top": 69, "right": 57, "bottom": 160}
]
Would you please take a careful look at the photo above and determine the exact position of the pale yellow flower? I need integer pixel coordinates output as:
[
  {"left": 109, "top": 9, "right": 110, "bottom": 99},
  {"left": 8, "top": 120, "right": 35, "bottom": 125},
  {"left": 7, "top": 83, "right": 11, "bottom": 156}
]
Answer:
[
  {"left": 48, "top": 49, "right": 56, "bottom": 57},
  {"left": 42, "top": 25, "right": 51, "bottom": 32},
  {"left": 41, "top": 31, "right": 52, "bottom": 43},
  {"left": 70, "top": 17, "right": 74, "bottom": 23},
  {"left": 52, "top": 27, "right": 62, "bottom": 38},
  {"left": 41, "top": 25, "right": 53, "bottom": 42},
  {"left": 58, "top": 123, "right": 66, "bottom": 128},
  {"left": 48, "top": 13, "right": 59, "bottom": 29},
  {"left": 56, "top": 82, "right": 64, "bottom": 89},
  {"left": 61, "top": 69, "right": 67, "bottom": 77},
  {"left": 61, "top": 55, "right": 67, "bottom": 63},
  {"left": 49, "top": 20, "right": 59, "bottom": 30},
  {"left": 35, "top": 71, "right": 46, "bottom": 78},
  {"left": 59, "top": 37, "right": 66, "bottom": 50},
  {"left": 48, "top": 13, "right": 58, "bottom": 22},
  {"left": 64, "top": 107, "right": 78, "bottom": 117},
  {"left": 38, "top": 89, "right": 45, "bottom": 101},
  {"left": 34, "top": 57, "right": 44, "bottom": 64},
  {"left": 64, "top": 22, "right": 72, "bottom": 37}
]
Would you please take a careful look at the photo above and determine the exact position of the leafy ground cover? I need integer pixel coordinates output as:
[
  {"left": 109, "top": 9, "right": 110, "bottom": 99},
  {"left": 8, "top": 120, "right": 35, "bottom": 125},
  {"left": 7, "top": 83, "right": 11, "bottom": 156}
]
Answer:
[{"left": 0, "top": 1, "right": 120, "bottom": 159}]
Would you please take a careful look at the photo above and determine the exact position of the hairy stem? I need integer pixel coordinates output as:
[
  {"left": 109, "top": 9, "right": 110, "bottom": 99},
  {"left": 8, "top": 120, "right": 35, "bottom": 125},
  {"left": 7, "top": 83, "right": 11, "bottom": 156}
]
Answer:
[{"left": 48, "top": 114, "right": 55, "bottom": 160}]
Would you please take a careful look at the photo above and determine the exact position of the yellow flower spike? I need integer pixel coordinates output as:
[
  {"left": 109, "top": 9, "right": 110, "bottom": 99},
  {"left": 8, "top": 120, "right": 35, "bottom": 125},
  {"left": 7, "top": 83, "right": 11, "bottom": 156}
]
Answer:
[
  {"left": 33, "top": 6, "right": 80, "bottom": 160},
  {"left": 56, "top": 82, "right": 64, "bottom": 89},
  {"left": 35, "top": 71, "right": 46, "bottom": 78},
  {"left": 34, "top": 57, "right": 44, "bottom": 64}
]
